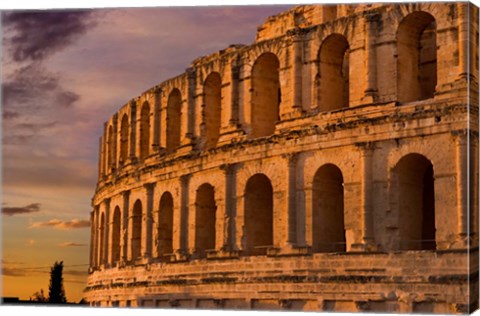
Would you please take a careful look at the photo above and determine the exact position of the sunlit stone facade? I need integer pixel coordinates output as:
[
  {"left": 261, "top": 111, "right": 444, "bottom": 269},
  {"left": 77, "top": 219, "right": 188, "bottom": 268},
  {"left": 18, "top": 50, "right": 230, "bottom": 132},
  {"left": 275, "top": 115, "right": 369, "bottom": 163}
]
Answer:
[{"left": 84, "top": 3, "right": 479, "bottom": 313}]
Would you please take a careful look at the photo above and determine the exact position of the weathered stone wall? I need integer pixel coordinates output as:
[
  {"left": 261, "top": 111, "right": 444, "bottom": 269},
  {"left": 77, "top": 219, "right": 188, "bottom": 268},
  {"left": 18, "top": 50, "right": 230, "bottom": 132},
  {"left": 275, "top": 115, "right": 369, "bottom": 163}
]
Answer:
[
  {"left": 85, "top": 250, "right": 474, "bottom": 313},
  {"left": 86, "top": 2, "right": 479, "bottom": 313}
]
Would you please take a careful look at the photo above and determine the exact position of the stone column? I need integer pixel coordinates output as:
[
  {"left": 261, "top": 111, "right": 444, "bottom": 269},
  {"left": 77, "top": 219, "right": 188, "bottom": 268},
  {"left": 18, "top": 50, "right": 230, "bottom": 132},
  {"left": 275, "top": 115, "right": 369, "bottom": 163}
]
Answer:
[
  {"left": 129, "top": 100, "right": 137, "bottom": 162},
  {"left": 98, "top": 136, "right": 104, "bottom": 179},
  {"left": 229, "top": 61, "right": 240, "bottom": 126},
  {"left": 352, "top": 142, "right": 376, "bottom": 251},
  {"left": 194, "top": 89, "right": 204, "bottom": 144},
  {"left": 173, "top": 174, "right": 190, "bottom": 255},
  {"left": 457, "top": 3, "right": 471, "bottom": 79},
  {"left": 94, "top": 210, "right": 99, "bottom": 267},
  {"left": 240, "top": 55, "right": 252, "bottom": 132},
  {"left": 120, "top": 190, "right": 130, "bottom": 263},
  {"left": 95, "top": 206, "right": 102, "bottom": 267},
  {"left": 285, "top": 29, "right": 303, "bottom": 117},
  {"left": 102, "top": 123, "right": 108, "bottom": 175},
  {"left": 135, "top": 103, "right": 142, "bottom": 160},
  {"left": 107, "top": 204, "right": 116, "bottom": 266},
  {"left": 363, "top": 11, "right": 379, "bottom": 102},
  {"left": 159, "top": 92, "right": 168, "bottom": 151},
  {"left": 293, "top": 34, "right": 303, "bottom": 113},
  {"left": 142, "top": 183, "right": 155, "bottom": 259},
  {"left": 188, "top": 191, "right": 197, "bottom": 255},
  {"left": 220, "top": 164, "right": 237, "bottom": 251},
  {"left": 472, "top": 133, "right": 479, "bottom": 247},
  {"left": 153, "top": 88, "right": 162, "bottom": 153},
  {"left": 183, "top": 68, "right": 196, "bottom": 146},
  {"left": 282, "top": 153, "right": 298, "bottom": 247},
  {"left": 217, "top": 56, "right": 246, "bottom": 145},
  {"left": 454, "top": 130, "right": 469, "bottom": 247},
  {"left": 89, "top": 210, "right": 96, "bottom": 268},
  {"left": 304, "top": 182, "right": 313, "bottom": 247},
  {"left": 112, "top": 114, "right": 118, "bottom": 168},
  {"left": 102, "top": 199, "right": 111, "bottom": 266}
]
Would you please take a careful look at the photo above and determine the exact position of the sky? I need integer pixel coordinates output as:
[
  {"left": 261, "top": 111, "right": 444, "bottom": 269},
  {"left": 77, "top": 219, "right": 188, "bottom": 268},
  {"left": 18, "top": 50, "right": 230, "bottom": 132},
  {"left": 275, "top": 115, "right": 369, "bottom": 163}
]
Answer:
[{"left": 0, "top": 2, "right": 293, "bottom": 303}]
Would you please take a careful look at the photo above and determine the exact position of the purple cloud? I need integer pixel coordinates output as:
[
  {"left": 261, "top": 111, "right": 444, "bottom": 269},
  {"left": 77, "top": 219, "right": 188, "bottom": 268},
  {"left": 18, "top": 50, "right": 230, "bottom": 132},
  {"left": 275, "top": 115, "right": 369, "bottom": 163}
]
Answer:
[
  {"left": 2, "top": 203, "right": 41, "bottom": 216},
  {"left": 3, "top": 10, "right": 97, "bottom": 62}
]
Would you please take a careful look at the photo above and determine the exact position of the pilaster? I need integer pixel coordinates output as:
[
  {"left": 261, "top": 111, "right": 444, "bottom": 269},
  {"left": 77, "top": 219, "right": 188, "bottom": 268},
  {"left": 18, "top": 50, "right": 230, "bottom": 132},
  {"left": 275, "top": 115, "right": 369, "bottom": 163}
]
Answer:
[{"left": 143, "top": 183, "right": 155, "bottom": 259}]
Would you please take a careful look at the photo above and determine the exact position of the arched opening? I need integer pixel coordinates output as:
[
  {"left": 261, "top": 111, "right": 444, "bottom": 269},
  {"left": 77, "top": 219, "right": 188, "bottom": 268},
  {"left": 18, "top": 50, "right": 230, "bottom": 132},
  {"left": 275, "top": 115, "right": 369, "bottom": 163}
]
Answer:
[
  {"left": 394, "top": 153, "right": 435, "bottom": 250},
  {"left": 317, "top": 33, "right": 349, "bottom": 111},
  {"left": 195, "top": 183, "right": 216, "bottom": 257},
  {"left": 131, "top": 200, "right": 142, "bottom": 260},
  {"left": 312, "top": 164, "right": 346, "bottom": 252},
  {"left": 166, "top": 89, "right": 182, "bottom": 153},
  {"left": 244, "top": 174, "right": 273, "bottom": 255},
  {"left": 158, "top": 192, "right": 174, "bottom": 257},
  {"left": 203, "top": 72, "right": 222, "bottom": 150},
  {"left": 107, "top": 125, "right": 114, "bottom": 169},
  {"left": 99, "top": 213, "right": 106, "bottom": 265},
  {"left": 139, "top": 102, "right": 150, "bottom": 160},
  {"left": 120, "top": 114, "right": 129, "bottom": 164},
  {"left": 397, "top": 11, "right": 437, "bottom": 103},
  {"left": 111, "top": 206, "right": 121, "bottom": 263},
  {"left": 250, "top": 52, "right": 280, "bottom": 139}
]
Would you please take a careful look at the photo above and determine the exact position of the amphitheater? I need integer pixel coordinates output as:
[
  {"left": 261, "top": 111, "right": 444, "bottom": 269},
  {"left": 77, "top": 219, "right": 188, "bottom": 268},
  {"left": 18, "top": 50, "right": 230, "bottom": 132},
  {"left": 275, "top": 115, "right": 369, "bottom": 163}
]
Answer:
[{"left": 84, "top": 2, "right": 479, "bottom": 313}]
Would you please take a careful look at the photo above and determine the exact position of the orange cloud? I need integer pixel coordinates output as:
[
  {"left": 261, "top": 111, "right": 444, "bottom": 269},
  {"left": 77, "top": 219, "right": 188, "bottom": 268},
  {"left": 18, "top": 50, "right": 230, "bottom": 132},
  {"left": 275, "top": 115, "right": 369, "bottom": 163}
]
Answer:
[
  {"left": 29, "top": 218, "right": 90, "bottom": 230},
  {"left": 58, "top": 242, "right": 87, "bottom": 247}
]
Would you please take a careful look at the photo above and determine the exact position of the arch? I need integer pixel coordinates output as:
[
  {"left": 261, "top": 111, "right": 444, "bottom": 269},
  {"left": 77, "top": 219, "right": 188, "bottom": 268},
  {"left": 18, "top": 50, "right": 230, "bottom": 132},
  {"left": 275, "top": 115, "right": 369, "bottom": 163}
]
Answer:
[
  {"left": 250, "top": 52, "right": 280, "bottom": 139},
  {"left": 131, "top": 199, "right": 142, "bottom": 260},
  {"left": 244, "top": 173, "right": 273, "bottom": 255},
  {"left": 99, "top": 213, "right": 106, "bottom": 265},
  {"left": 393, "top": 153, "right": 435, "bottom": 250},
  {"left": 166, "top": 89, "right": 182, "bottom": 153},
  {"left": 195, "top": 183, "right": 216, "bottom": 257},
  {"left": 203, "top": 72, "right": 222, "bottom": 149},
  {"left": 312, "top": 164, "right": 346, "bottom": 252},
  {"left": 397, "top": 11, "right": 437, "bottom": 103},
  {"left": 111, "top": 206, "right": 121, "bottom": 263},
  {"left": 157, "top": 192, "right": 174, "bottom": 257},
  {"left": 317, "top": 33, "right": 349, "bottom": 111},
  {"left": 120, "top": 114, "right": 129, "bottom": 164},
  {"left": 139, "top": 102, "right": 150, "bottom": 160}
]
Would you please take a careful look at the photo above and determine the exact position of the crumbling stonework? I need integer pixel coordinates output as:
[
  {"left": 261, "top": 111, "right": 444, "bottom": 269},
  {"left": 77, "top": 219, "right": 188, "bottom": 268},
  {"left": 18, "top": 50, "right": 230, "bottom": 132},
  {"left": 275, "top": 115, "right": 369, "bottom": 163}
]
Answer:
[{"left": 84, "top": 3, "right": 479, "bottom": 313}]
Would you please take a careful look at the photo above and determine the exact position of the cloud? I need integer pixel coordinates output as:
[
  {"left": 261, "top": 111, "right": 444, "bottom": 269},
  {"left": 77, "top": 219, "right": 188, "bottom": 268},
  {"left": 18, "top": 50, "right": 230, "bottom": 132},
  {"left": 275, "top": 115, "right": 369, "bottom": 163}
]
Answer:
[
  {"left": 1, "top": 260, "right": 43, "bottom": 277},
  {"left": 30, "top": 218, "right": 90, "bottom": 230},
  {"left": 2, "top": 267, "right": 27, "bottom": 277},
  {"left": 58, "top": 242, "right": 87, "bottom": 247},
  {"left": 28, "top": 239, "right": 36, "bottom": 246},
  {"left": 3, "top": 110, "right": 20, "bottom": 120},
  {"left": 2, "top": 63, "right": 80, "bottom": 111},
  {"left": 1, "top": 10, "right": 99, "bottom": 149},
  {"left": 64, "top": 269, "right": 88, "bottom": 277},
  {"left": 2, "top": 259, "right": 25, "bottom": 265},
  {"left": 3, "top": 10, "right": 97, "bottom": 62},
  {"left": 2, "top": 203, "right": 41, "bottom": 216}
]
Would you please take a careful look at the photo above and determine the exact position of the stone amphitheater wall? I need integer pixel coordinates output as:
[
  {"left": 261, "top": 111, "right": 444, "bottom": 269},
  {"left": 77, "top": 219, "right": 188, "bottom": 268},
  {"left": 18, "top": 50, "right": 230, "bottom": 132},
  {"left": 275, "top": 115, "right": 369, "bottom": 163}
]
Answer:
[{"left": 86, "top": 2, "right": 479, "bottom": 312}]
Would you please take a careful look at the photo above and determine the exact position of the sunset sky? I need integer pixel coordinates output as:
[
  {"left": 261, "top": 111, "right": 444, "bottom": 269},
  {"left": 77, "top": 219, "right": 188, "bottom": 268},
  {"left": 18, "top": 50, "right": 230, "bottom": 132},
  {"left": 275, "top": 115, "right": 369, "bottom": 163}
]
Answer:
[{"left": 1, "top": 2, "right": 293, "bottom": 302}]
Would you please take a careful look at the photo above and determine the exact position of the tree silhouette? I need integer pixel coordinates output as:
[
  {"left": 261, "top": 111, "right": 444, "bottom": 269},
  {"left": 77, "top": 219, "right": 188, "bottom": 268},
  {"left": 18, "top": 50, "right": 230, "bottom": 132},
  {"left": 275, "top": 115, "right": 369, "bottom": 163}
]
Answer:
[
  {"left": 48, "top": 261, "right": 67, "bottom": 304},
  {"left": 30, "top": 289, "right": 47, "bottom": 302}
]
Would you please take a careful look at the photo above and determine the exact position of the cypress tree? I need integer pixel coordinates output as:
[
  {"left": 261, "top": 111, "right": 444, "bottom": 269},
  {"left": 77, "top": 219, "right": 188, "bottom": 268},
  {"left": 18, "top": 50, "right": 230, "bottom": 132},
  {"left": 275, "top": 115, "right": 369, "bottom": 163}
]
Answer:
[{"left": 48, "top": 261, "right": 67, "bottom": 304}]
